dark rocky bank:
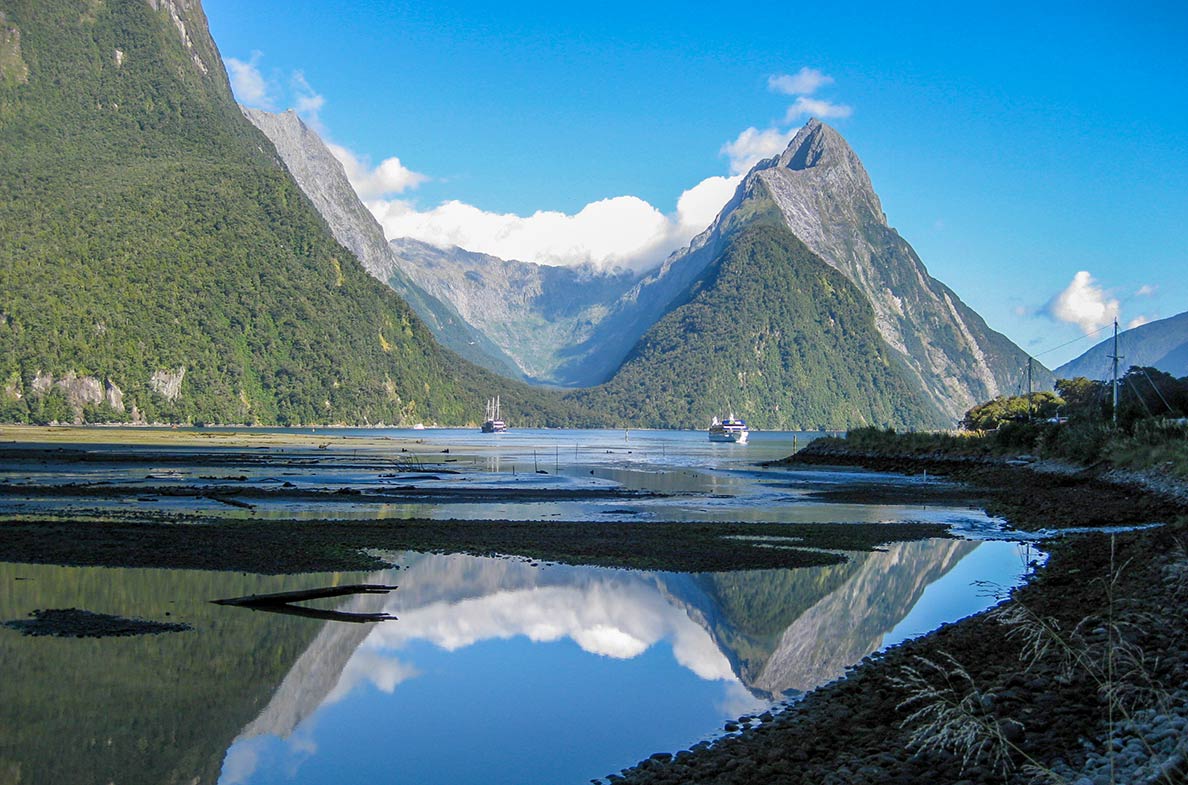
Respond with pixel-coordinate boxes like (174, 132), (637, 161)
(609, 447), (1188, 785)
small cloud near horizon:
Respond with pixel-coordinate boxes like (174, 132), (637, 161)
(1127, 315), (1151, 329)
(225, 51), (273, 109)
(786, 96), (853, 121)
(1046, 270), (1120, 334)
(768, 67), (834, 96)
(767, 67), (852, 121)
(290, 70), (326, 130)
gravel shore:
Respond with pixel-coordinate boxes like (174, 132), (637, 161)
(610, 449), (1188, 785)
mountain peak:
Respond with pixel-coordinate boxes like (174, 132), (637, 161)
(776, 119), (860, 172)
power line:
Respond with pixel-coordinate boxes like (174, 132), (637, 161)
(1030, 322), (1113, 360)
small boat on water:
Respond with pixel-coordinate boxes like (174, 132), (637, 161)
(481, 396), (507, 433)
(708, 414), (748, 443)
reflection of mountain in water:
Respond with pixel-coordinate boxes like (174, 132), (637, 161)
(0, 563), (339, 785)
(658, 539), (976, 696)
(755, 540), (974, 693)
(235, 538), (981, 752)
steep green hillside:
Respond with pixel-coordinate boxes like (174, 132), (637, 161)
(575, 222), (945, 430)
(0, 0), (573, 426)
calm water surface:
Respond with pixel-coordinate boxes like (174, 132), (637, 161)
(0, 428), (1038, 784)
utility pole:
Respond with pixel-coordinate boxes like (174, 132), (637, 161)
(1027, 356), (1033, 421)
(1108, 318), (1122, 427)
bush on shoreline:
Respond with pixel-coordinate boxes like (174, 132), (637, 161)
(822, 368), (1188, 479)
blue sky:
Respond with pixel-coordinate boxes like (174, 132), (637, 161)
(204, 0), (1188, 368)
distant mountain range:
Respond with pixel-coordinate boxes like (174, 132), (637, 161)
(387, 237), (640, 386)
(253, 108), (1046, 428)
(1056, 311), (1188, 380)
(1, 0), (1049, 428)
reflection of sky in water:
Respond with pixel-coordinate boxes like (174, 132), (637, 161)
(882, 541), (1042, 649)
(220, 541), (1032, 785)
(1, 429), (1010, 533)
(223, 639), (762, 785)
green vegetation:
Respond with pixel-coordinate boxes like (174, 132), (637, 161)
(574, 223), (946, 430)
(0, 0), (583, 427)
(961, 391), (1063, 430)
(819, 367), (1188, 479)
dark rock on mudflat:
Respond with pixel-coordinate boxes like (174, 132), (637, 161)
(2, 608), (192, 638)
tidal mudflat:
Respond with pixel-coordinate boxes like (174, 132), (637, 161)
(1, 426), (1047, 784)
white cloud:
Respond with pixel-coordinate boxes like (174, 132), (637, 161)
(786, 96), (854, 121)
(675, 174), (743, 230)
(225, 51), (273, 109)
(720, 68), (851, 176)
(230, 57), (844, 273)
(1127, 315), (1151, 329)
(1135, 284), (1158, 297)
(721, 127), (797, 175)
(372, 196), (668, 272)
(369, 174), (739, 273)
(290, 70), (325, 130)
(768, 67), (834, 96)
(1047, 271), (1120, 334)
(327, 143), (428, 200)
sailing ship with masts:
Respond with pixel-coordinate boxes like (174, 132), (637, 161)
(481, 396), (507, 433)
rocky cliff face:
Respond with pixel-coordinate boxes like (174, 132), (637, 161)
(720, 120), (1049, 420)
(242, 108), (525, 379)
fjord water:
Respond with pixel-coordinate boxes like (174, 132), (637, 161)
(0, 428), (1036, 784)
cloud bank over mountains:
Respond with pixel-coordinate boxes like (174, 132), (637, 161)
(227, 54), (851, 272)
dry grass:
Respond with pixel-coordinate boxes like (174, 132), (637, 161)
(894, 537), (1188, 784)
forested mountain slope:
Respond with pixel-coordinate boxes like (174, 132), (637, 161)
(704, 120), (1050, 421)
(575, 222), (944, 430)
(0, 0), (571, 426)
(241, 107), (527, 380)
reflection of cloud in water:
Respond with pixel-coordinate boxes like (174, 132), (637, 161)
(364, 574), (738, 682)
(326, 650), (420, 705)
(226, 539), (1024, 785)
(220, 743), (259, 785)
(717, 680), (771, 720)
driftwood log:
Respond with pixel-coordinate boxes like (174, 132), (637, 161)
(212, 584), (397, 623)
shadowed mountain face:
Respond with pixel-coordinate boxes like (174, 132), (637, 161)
(388, 238), (640, 385)
(1056, 311), (1188, 380)
(0, 0), (583, 427)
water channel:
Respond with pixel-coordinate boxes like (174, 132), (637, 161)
(0, 428), (1038, 784)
